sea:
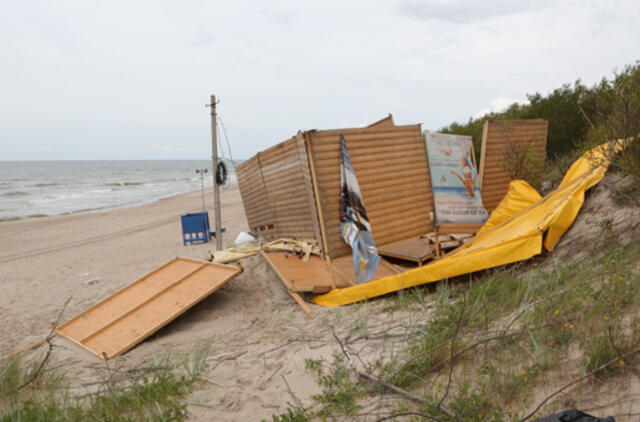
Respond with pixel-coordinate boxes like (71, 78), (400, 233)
(0, 160), (237, 221)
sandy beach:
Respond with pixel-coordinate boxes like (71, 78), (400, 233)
(0, 184), (396, 420)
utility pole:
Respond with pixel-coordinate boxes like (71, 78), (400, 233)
(208, 95), (223, 250)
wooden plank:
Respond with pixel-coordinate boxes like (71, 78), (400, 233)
(479, 120), (489, 188)
(328, 264), (358, 287)
(330, 255), (398, 285)
(305, 131), (337, 288)
(313, 141), (426, 159)
(262, 251), (350, 293)
(367, 113), (395, 128)
(378, 237), (435, 264)
(316, 139), (428, 156)
(439, 223), (484, 235)
(311, 124), (420, 139)
(261, 250), (313, 314)
(289, 291), (313, 315)
(56, 258), (241, 359)
(295, 132), (323, 244)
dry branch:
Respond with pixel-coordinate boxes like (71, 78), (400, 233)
(18, 296), (72, 391)
(518, 345), (640, 422)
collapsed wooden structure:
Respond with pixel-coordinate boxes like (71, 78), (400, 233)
(53, 116), (549, 358)
(237, 116), (547, 301)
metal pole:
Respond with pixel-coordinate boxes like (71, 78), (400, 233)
(209, 95), (223, 250)
(200, 171), (205, 212)
(195, 169), (207, 213)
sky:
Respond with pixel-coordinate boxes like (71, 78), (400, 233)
(0, 0), (639, 161)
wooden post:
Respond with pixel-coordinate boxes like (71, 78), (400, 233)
(478, 120), (489, 189)
(304, 131), (337, 290)
(434, 223), (441, 259)
(209, 95), (223, 250)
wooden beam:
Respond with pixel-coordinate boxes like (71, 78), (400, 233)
(261, 250), (313, 314)
(289, 291), (313, 315)
(305, 131), (337, 290)
(479, 120), (489, 189)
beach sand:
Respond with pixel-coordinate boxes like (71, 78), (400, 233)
(1, 185), (393, 420)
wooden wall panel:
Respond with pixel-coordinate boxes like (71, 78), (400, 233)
(236, 155), (276, 236)
(56, 258), (241, 359)
(236, 133), (321, 243)
(479, 119), (548, 213)
(259, 135), (321, 240)
(309, 124), (434, 259)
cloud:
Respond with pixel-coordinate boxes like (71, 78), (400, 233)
(473, 97), (529, 119)
(189, 29), (214, 47)
(397, 0), (548, 23)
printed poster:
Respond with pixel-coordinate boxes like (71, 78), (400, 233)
(424, 132), (488, 224)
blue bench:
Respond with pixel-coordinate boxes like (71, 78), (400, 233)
(181, 212), (211, 245)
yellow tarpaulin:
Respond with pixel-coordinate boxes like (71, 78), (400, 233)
(312, 144), (615, 307)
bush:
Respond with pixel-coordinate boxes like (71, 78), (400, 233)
(586, 62), (640, 189)
(438, 62), (640, 178)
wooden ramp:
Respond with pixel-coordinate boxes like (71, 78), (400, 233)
(56, 257), (241, 359)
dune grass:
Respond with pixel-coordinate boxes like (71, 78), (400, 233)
(0, 342), (211, 422)
(270, 235), (640, 421)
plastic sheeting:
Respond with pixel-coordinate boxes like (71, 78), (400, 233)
(532, 409), (614, 422)
(213, 238), (320, 264)
(312, 144), (615, 307)
(339, 134), (380, 283)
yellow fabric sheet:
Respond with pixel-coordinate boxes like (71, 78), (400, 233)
(476, 180), (541, 236)
(312, 144), (614, 307)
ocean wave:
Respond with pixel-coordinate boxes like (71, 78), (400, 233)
(32, 182), (61, 187)
(2, 191), (29, 197)
(104, 182), (144, 187)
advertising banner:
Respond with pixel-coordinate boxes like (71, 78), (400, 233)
(424, 132), (488, 224)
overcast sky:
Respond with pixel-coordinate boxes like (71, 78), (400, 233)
(1, 0), (638, 161)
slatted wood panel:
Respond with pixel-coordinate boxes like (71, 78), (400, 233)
(236, 134), (321, 241)
(439, 222), (484, 235)
(308, 125), (434, 259)
(258, 134), (321, 240)
(56, 258), (241, 359)
(236, 155), (277, 236)
(479, 119), (548, 212)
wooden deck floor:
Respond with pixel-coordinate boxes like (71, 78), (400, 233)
(264, 251), (398, 295)
(262, 252), (350, 293)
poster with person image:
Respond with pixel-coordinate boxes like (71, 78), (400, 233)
(424, 132), (489, 224)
